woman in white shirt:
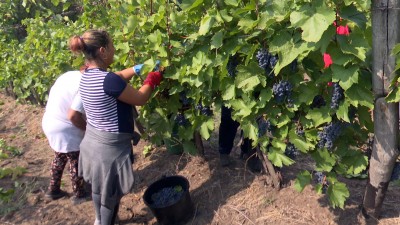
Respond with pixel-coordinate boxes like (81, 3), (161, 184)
(42, 69), (87, 204)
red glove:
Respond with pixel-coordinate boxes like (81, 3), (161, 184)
(143, 71), (163, 89)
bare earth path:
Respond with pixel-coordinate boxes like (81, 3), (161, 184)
(0, 92), (399, 225)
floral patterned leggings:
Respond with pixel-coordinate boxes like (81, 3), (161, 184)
(49, 151), (84, 197)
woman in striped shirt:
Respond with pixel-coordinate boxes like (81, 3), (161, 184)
(69, 29), (162, 225)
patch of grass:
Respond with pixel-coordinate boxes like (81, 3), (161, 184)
(0, 179), (38, 216)
(0, 138), (22, 157)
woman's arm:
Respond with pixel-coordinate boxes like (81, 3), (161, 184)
(114, 67), (137, 82)
(67, 109), (86, 131)
(117, 84), (154, 106)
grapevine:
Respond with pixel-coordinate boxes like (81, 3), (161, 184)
(0, 0), (376, 209)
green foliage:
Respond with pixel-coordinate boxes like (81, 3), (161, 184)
(0, 187), (15, 203)
(0, 139), (26, 203)
(0, 139), (22, 157)
(387, 43), (400, 102)
(0, 167), (27, 180)
(294, 170), (312, 192)
(1, 0), (376, 209)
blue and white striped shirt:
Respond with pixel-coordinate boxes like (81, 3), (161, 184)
(79, 68), (134, 133)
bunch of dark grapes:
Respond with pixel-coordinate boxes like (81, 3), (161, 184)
(269, 55), (278, 68)
(258, 118), (273, 137)
(256, 49), (271, 70)
(175, 113), (188, 126)
(317, 122), (343, 150)
(256, 48), (277, 78)
(314, 171), (329, 194)
(201, 107), (212, 116)
(272, 80), (294, 106)
(227, 54), (239, 77)
(195, 103), (202, 111)
(311, 95), (326, 109)
(150, 186), (184, 208)
(179, 91), (191, 107)
(195, 103), (213, 116)
(330, 82), (344, 109)
(390, 162), (400, 181)
(285, 143), (299, 159)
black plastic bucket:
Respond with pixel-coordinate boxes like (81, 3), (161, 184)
(143, 175), (194, 225)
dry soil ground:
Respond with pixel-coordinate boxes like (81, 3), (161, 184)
(0, 91), (399, 225)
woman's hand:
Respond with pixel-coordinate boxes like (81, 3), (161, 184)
(143, 71), (163, 89)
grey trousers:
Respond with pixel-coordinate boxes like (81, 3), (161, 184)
(92, 193), (120, 225)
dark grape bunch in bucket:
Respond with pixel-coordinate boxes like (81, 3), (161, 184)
(150, 185), (184, 208)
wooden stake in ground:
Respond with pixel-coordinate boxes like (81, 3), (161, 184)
(362, 0), (400, 219)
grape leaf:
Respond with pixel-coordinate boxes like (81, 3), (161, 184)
(327, 181), (350, 209)
(268, 148), (295, 167)
(199, 119), (214, 140)
(311, 149), (336, 172)
(199, 15), (215, 35)
(305, 107), (332, 127)
(211, 31), (223, 49)
(290, 4), (335, 43)
(294, 170), (312, 192)
(340, 4), (367, 29)
(345, 86), (374, 108)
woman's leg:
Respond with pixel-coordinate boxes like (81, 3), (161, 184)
(46, 152), (68, 199)
(49, 152), (68, 191)
(92, 193), (102, 224)
(110, 200), (121, 224)
(100, 201), (120, 225)
(66, 151), (85, 197)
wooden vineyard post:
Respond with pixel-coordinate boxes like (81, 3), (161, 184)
(362, 0), (400, 219)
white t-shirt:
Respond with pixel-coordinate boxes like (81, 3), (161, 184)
(42, 71), (85, 153)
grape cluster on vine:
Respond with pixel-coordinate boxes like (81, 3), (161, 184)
(311, 95), (326, 109)
(272, 80), (294, 106)
(317, 122), (344, 150)
(330, 82), (344, 109)
(195, 103), (213, 116)
(226, 54), (239, 77)
(314, 171), (329, 194)
(179, 91), (191, 107)
(256, 48), (277, 78)
(150, 186), (184, 208)
(258, 118), (273, 137)
(174, 113), (188, 126)
(285, 142), (299, 159)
